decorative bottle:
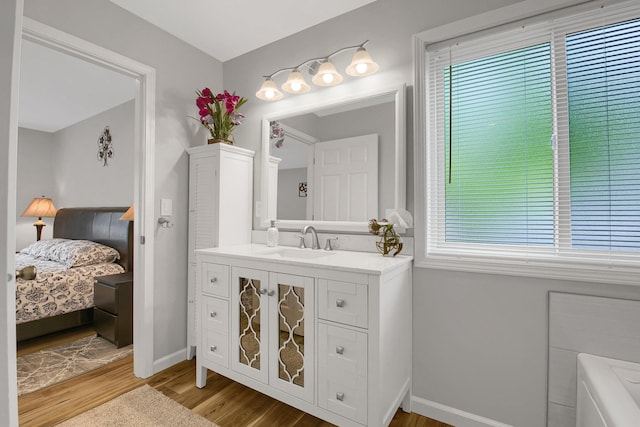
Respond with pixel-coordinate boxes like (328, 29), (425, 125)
(267, 220), (279, 247)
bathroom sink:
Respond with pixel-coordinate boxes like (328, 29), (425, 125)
(258, 247), (336, 260)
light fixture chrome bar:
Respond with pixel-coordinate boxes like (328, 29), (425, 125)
(262, 40), (369, 79)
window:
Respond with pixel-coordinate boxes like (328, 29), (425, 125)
(421, 3), (640, 284)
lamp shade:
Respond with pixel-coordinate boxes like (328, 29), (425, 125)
(256, 78), (284, 101)
(311, 61), (343, 87)
(22, 197), (57, 219)
(281, 70), (311, 94)
(120, 205), (134, 221)
(346, 47), (379, 77)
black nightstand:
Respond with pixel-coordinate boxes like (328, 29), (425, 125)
(93, 272), (133, 348)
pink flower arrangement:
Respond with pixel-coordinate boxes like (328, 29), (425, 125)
(194, 88), (247, 143)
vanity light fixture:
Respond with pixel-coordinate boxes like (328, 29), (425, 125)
(311, 61), (343, 87)
(345, 47), (379, 76)
(281, 70), (311, 94)
(256, 78), (284, 101)
(255, 40), (379, 101)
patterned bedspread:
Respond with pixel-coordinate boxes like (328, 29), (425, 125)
(15, 253), (124, 324)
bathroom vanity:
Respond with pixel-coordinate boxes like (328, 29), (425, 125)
(195, 244), (413, 427)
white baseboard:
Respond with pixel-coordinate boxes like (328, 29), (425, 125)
(152, 347), (186, 374)
(411, 395), (514, 427)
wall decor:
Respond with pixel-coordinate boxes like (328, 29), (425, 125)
(298, 182), (307, 198)
(97, 126), (113, 166)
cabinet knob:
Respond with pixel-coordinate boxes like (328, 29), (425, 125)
(210, 345), (217, 352)
(336, 392), (345, 402)
(209, 312), (217, 318)
(336, 299), (346, 308)
(336, 346), (345, 355)
(267, 289), (276, 297)
(210, 277), (218, 283)
(259, 288), (267, 295)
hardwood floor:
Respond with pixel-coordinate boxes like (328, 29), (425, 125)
(17, 328), (452, 427)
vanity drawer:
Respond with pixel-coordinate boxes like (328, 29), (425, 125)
(318, 323), (367, 424)
(202, 296), (229, 333)
(318, 279), (368, 328)
(202, 262), (229, 297)
(202, 329), (229, 368)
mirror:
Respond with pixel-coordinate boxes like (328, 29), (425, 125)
(261, 84), (406, 232)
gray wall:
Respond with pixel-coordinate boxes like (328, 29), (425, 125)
(23, 0), (224, 362)
(52, 100), (135, 208)
(15, 128), (54, 249)
(277, 167), (307, 220)
(224, 1), (640, 426)
(16, 100), (135, 250)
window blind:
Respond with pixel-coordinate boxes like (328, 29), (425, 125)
(425, 2), (640, 277)
(566, 18), (640, 252)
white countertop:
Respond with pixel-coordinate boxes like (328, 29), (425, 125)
(196, 243), (413, 275)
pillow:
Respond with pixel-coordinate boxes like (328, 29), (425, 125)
(21, 238), (120, 268)
(20, 238), (67, 259)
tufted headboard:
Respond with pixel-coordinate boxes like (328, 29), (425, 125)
(53, 207), (134, 272)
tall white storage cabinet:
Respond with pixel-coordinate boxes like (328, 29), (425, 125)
(186, 143), (254, 358)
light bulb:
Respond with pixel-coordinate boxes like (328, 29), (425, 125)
(322, 73), (334, 84)
(356, 63), (368, 74)
(291, 81), (302, 92)
(265, 89), (274, 99)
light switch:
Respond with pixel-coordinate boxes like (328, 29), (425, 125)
(160, 198), (172, 216)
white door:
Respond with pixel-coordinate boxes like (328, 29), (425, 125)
(313, 134), (378, 221)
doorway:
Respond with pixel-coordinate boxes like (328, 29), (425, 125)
(15, 17), (156, 382)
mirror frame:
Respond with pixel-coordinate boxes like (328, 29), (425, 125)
(260, 83), (406, 232)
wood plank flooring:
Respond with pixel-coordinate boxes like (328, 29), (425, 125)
(17, 328), (452, 427)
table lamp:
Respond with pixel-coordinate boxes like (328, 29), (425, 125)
(21, 196), (57, 241)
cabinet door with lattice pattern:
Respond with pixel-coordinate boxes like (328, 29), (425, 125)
(231, 267), (270, 383)
(268, 272), (315, 403)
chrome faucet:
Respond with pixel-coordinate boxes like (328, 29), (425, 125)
(301, 225), (320, 249)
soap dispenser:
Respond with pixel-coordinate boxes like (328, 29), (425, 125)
(267, 220), (279, 247)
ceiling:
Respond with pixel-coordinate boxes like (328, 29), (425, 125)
(109, 0), (377, 62)
(19, 1), (376, 133)
(19, 39), (136, 133)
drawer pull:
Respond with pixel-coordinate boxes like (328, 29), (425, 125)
(210, 277), (218, 283)
(210, 345), (217, 352)
(336, 299), (346, 308)
(209, 312), (217, 318)
(336, 346), (344, 355)
(336, 392), (345, 402)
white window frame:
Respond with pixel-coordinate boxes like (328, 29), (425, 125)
(414, 0), (640, 286)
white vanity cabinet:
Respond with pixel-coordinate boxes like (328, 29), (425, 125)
(195, 244), (413, 427)
(186, 144), (254, 359)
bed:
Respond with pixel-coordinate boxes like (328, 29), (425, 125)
(15, 207), (133, 341)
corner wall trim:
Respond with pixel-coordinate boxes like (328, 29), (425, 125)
(152, 348), (186, 374)
(411, 396), (514, 427)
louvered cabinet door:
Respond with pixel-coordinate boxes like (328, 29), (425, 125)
(187, 153), (219, 357)
(191, 154), (219, 251)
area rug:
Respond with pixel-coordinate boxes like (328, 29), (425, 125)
(56, 384), (218, 426)
(17, 334), (132, 396)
